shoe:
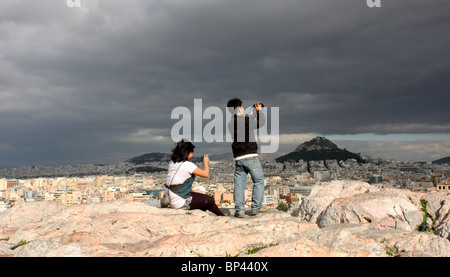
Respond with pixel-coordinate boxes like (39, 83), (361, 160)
(249, 211), (259, 216)
(234, 212), (244, 218)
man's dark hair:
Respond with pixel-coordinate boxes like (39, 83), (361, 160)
(227, 98), (243, 110)
(171, 139), (195, 163)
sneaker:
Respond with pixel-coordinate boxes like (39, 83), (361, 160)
(234, 212), (244, 218)
(249, 211), (259, 217)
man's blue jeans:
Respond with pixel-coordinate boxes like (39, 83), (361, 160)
(233, 156), (265, 215)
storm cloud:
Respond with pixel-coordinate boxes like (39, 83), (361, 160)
(0, 0), (449, 166)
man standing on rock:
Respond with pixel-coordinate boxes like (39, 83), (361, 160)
(227, 98), (266, 218)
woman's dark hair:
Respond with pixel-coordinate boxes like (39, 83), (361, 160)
(171, 139), (195, 163)
(227, 98), (243, 110)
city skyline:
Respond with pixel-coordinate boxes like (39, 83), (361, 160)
(1, 0), (449, 167)
(2, 157), (449, 208)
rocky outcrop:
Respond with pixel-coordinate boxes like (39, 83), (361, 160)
(0, 201), (329, 257)
(296, 181), (449, 233)
(422, 192), (450, 240)
(294, 180), (380, 221)
(1, 180), (449, 257)
(293, 180), (450, 256)
(317, 189), (424, 231)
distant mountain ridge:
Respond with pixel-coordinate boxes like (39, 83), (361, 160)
(433, 156), (450, 164)
(126, 152), (234, 164)
(294, 136), (338, 152)
(276, 136), (366, 163)
(126, 152), (172, 164)
(128, 137), (367, 165)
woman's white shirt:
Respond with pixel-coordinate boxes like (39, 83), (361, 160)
(166, 161), (198, 209)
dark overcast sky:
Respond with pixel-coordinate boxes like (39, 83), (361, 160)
(1, 0), (449, 166)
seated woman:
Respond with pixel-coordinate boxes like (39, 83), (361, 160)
(165, 140), (225, 216)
